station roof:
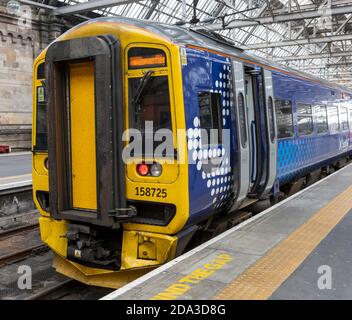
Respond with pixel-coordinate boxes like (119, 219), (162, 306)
(22, 0), (352, 88)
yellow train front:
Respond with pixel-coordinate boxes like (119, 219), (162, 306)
(32, 18), (191, 288)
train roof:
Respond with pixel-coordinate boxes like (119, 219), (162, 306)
(78, 16), (352, 95)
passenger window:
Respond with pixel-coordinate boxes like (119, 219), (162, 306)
(268, 97), (276, 142)
(297, 103), (313, 136)
(327, 104), (340, 133)
(349, 107), (352, 129)
(275, 99), (293, 138)
(198, 92), (222, 145)
(238, 92), (247, 148)
(339, 106), (349, 131)
(314, 105), (328, 134)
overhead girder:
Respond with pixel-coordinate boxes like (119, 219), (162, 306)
(193, 3), (352, 31)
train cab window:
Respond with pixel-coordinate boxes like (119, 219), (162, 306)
(37, 62), (45, 80)
(34, 62), (47, 151)
(314, 105), (328, 134)
(274, 99), (293, 138)
(198, 92), (222, 145)
(297, 103), (313, 136)
(35, 85), (47, 150)
(129, 75), (172, 136)
(327, 104), (340, 133)
(339, 106), (349, 131)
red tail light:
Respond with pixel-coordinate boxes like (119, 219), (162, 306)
(137, 163), (150, 176)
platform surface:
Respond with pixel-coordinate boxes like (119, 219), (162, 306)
(0, 152), (32, 190)
(103, 163), (352, 300)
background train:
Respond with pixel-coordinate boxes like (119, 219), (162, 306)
(32, 17), (352, 288)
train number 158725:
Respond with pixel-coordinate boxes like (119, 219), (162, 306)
(135, 187), (167, 198)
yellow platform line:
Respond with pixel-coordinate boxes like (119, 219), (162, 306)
(214, 185), (352, 300)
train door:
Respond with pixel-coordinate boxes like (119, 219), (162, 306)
(69, 61), (97, 210)
(245, 72), (257, 188)
(261, 69), (277, 196)
(232, 60), (250, 202)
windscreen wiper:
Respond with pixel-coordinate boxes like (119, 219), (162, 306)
(132, 70), (154, 110)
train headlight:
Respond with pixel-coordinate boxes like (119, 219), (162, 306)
(44, 157), (49, 170)
(150, 163), (162, 177)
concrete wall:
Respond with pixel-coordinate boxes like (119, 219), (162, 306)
(0, 0), (63, 150)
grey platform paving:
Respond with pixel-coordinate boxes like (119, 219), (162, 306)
(0, 152), (32, 190)
(270, 209), (352, 300)
(102, 163), (352, 300)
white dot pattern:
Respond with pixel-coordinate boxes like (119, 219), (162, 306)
(187, 61), (234, 209)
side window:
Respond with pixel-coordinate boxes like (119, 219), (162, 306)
(327, 104), (340, 133)
(35, 62), (47, 151)
(275, 99), (293, 138)
(198, 92), (222, 145)
(36, 86), (47, 150)
(349, 106), (352, 129)
(339, 106), (349, 131)
(314, 105), (328, 134)
(267, 97), (275, 142)
(238, 92), (247, 148)
(37, 62), (45, 80)
(297, 103), (313, 136)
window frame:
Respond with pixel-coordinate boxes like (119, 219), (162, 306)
(237, 92), (247, 148)
(327, 103), (340, 134)
(348, 105), (352, 130)
(128, 74), (173, 133)
(339, 104), (349, 132)
(274, 99), (294, 139)
(33, 61), (48, 152)
(314, 104), (329, 135)
(197, 91), (223, 146)
(297, 102), (314, 137)
(125, 43), (177, 150)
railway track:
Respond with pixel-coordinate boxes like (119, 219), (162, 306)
(0, 243), (48, 267)
(25, 279), (77, 300)
(0, 222), (39, 240)
(0, 221), (47, 267)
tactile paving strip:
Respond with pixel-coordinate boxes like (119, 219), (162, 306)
(214, 185), (352, 300)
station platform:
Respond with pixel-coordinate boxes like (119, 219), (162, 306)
(103, 163), (352, 300)
(0, 152), (32, 191)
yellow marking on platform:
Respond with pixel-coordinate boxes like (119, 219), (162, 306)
(0, 173), (32, 181)
(151, 253), (233, 300)
(214, 185), (352, 300)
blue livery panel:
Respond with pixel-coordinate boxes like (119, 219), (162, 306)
(182, 48), (237, 224)
(273, 71), (352, 184)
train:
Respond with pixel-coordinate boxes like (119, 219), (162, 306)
(32, 17), (352, 288)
